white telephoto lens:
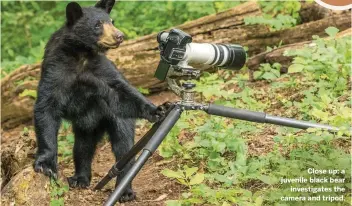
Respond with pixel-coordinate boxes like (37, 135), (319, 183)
(183, 43), (216, 65)
(184, 43), (231, 66)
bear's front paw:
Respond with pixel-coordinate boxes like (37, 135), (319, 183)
(119, 188), (136, 203)
(142, 103), (170, 122)
(67, 175), (90, 188)
(34, 156), (58, 179)
(142, 103), (159, 122)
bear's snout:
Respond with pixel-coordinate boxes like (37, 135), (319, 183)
(98, 23), (125, 48)
(113, 31), (124, 44)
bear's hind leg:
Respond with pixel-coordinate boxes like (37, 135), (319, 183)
(106, 118), (136, 202)
(68, 124), (104, 188)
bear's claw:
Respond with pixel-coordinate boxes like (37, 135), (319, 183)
(119, 188), (136, 203)
(67, 175), (90, 188)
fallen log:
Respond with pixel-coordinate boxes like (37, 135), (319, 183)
(1, 64), (40, 130)
(1, 129), (37, 189)
(1, 2), (351, 129)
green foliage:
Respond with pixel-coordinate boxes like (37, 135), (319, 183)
(137, 87), (150, 95)
(19, 89), (37, 99)
(1, 1), (241, 75)
(245, 14), (297, 31)
(161, 166), (204, 188)
(244, 1), (301, 31)
(284, 27), (351, 128)
(254, 63), (281, 80)
(57, 121), (74, 162)
(50, 179), (69, 206)
(1, 1), (66, 75)
(285, 28), (350, 95)
(266, 40), (283, 52)
(159, 29), (351, 206)
(21, 127), (29, 136)
(112, 1), (241, 40)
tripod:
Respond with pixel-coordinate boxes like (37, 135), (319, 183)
(94, 66), (338, 206)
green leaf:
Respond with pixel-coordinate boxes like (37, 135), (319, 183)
(311, 108), (329, 121)
(50, 198), (64, 206)
(325, 27), (339, 37)
(253, 71), (263, 79)
(137, 87), (149, 94)
(189, 173), (204, 185)
(272, 62), (282, 70)
(270, 68), (281, 77)
(185, 167), (198, 178)
(66, 134), (74, 143)
(62, 121), (71, 131)
(182, 192), (192, 198)
(262, 72), (277, 80)
(50, 189), (58, 197)
(255, 196), (264, 206)
(178, 178), (188, 186)
(288, 64), (304, 73)
(214, 141), (226, 153)
(166, 200), (182, 206)
(257, 175), (278, 185)
(320, 94), (331, 105)
(161, 169), (184, 179)
(19, 89), (37, 99)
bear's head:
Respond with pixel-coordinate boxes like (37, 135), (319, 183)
(64, 0), (124, 52)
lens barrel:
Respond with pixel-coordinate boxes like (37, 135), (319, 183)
(211, 44), (246, 70)
(184, 43), (246, 71)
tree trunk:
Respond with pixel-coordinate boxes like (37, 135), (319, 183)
(1, 2), (351, 129)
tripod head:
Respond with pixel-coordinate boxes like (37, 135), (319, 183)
(164, 65), (200, 105)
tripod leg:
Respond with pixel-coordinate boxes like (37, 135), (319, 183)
(206, 104), (339, 131)
(104, 106), (182, 206)
(94, 120), (164, 190)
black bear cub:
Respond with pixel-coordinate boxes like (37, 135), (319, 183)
(34, 0), (159, 202)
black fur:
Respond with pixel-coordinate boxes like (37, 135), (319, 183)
(33, 0), (158, 202)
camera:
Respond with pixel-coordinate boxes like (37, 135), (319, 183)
(155, 28), (246, 81)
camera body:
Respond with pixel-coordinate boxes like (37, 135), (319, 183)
(157, 29), (192, 65)
(155, 29), (192, 80)
(154, 28), (246, 81)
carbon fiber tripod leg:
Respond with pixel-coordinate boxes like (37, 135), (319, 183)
(206, 104), (339, 131)
(104, 106), (182, 206)
(94, 120), (163, 190)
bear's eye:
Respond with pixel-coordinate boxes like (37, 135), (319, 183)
(95, 21), (102, 29)
(111, 19), (115, 25)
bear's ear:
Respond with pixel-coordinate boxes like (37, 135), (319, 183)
(66, 2), (83, 26)
(95, 0), (115, 14)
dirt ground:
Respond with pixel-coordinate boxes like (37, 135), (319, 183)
(1, 91), (183, 206)
(62, 142), (183, 205)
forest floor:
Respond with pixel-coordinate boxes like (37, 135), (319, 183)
(1, 75), (350, 206)
(1, 83), (278, 206)
(1, 91), (186, 206)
